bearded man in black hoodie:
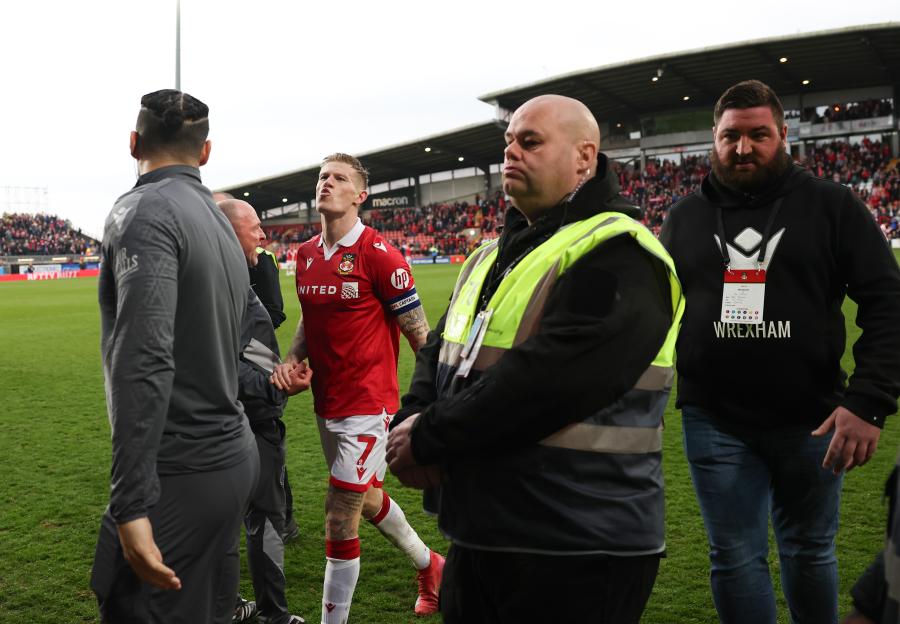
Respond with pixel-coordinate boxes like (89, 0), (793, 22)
(660, 80), (900, 624)
(386, 94), (683, 623)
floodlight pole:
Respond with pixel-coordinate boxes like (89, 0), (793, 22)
(175, 0), (181, 90)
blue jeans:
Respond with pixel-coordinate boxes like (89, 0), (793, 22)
(682, 406), (843, 624)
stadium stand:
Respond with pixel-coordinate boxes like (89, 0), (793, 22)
(263, 138), (899, 254)
(261, 222), (322, 262)
(1, 212), (98, 256)
(615, 155), (710, 236)
(364, 192), (505, 255)
(622, 139), (899, 238)
(812, 138), (900, 239)
(815, 98), (894, 123)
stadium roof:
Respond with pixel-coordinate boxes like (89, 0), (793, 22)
(479, 22), (900, 120)
(220, 22), (899, 213)
(218, 120), (506, 213)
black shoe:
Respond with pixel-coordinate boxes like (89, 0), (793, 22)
(233, 597), (258, 623)
(282, 519), (300, 543)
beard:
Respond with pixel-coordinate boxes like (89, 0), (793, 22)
(711, 145), (791, 193)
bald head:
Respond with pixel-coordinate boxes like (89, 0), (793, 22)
(218, 198), (254, 224)
(217, 199), (265, 266)
(502, 94), (600, 221)
(518, 94), (600, 146)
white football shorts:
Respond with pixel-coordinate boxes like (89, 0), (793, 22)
(317, 410), (392, 492)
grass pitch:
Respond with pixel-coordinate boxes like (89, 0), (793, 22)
(1, 258), (898, 623)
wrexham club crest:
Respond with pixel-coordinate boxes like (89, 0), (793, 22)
(338, 253), (356, 275)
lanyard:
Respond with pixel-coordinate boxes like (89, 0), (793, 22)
(477, 207), (570, 311)
(478, 234), (550, 311)
(716, 197), (784, 270)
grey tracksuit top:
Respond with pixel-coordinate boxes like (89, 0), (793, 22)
(99, 165), (254, 524)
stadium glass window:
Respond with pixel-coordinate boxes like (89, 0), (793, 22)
(389, 179), (410, 190)
(431, 170), (453, 182)
(643, 109), (711, 136)
(454, 167), (478, 178)
(370, 182), (390, 194)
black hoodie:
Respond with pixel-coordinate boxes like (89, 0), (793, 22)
(395, 154), (673, 462)
(660, 163), (900, 428)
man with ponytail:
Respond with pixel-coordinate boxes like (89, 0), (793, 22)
(91, 89), (258, 624)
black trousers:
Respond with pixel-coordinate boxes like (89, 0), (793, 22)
(245, 420), (289, 623)
(91, 451), (259, 624)
(441, 544), (660, 624)
(284, 470), (295, 528)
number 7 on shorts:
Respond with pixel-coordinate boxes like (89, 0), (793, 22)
(355, 435), (376, 479)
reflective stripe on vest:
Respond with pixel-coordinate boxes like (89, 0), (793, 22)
(441, 212), (683, 371)
(435, 212), (684, 554)
(439, 212), (683, 457)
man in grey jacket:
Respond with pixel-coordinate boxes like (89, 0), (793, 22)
(220, 198), (310, 624)
(91, 89), (259, 623)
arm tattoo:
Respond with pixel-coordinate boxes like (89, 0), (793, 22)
(289, 319), (307, 362)
(397, 306), (430, 353)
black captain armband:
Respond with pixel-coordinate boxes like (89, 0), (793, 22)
(387, 287), (422, 316)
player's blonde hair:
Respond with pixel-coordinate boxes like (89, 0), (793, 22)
(321, 153), (369, 189)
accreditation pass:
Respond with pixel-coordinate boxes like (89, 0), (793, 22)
(456, 309), (492, 378)
(721, 269), (766, 324)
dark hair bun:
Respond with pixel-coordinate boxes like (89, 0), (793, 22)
(162, 107), (185, 132)
(140, 89), (209, 127)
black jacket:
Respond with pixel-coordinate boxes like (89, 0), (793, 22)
(660, 164), (900, 428)
(249, 251), (286, 329)
(394, 154), (672, 464)
(238, 289), (287, 430)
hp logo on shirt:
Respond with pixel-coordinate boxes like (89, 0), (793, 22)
(390, 268), (410, 291)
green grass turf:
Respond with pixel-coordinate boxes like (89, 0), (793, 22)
(1, 255), (898, 623)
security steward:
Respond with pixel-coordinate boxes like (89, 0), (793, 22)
(218, 199), (310, 624)
(213, 192), (297, 549)
(249, 242), (302, 545)
(386, 94), (684, 623)
(250, 245), (287, 330)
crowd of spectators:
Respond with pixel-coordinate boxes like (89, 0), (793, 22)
(363, 192), (506, 256)
(614, 155), (709, 234)
(264, 223), (321, 247)
(612, 138), (899, 238)
(260, 137), (899, 256)
(8, 139), (893, 262)
(1, 212), (97, 256)
(261, 223), (321, 261)
(810, 139), (900, 238)
(819, 99), (894, 123)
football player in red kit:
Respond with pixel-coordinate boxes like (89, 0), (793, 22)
(271, 153), (443, 623)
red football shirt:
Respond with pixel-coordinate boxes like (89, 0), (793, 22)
(295, 220), (421, 418)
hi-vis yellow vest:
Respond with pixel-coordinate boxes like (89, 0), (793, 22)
(434, 212), (685, 555)
(440, 211), (683, 384)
